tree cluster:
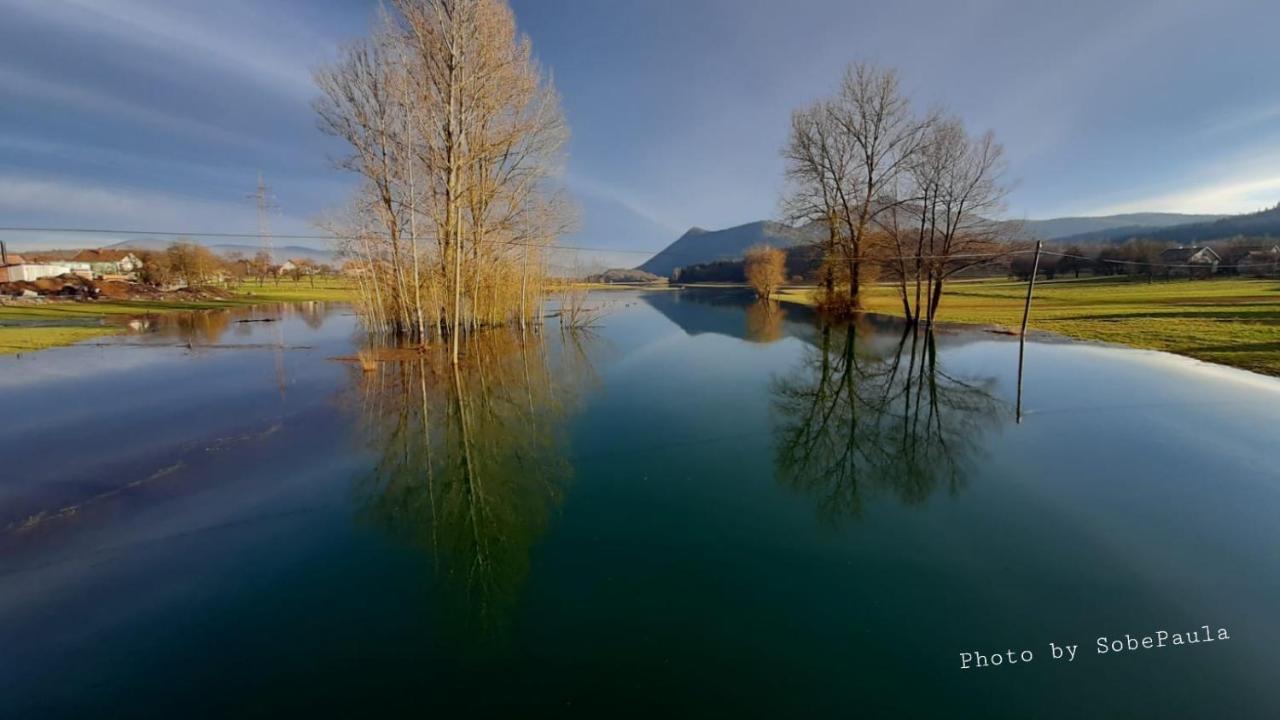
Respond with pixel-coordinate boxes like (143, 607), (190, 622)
(783, 62), (1010, 324)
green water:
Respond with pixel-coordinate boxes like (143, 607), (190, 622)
(1, 290), (1277, 717)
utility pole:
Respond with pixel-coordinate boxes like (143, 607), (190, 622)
(1016, 241), (1043, 424)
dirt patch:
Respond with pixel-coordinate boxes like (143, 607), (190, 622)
(0, 276), (233, 302)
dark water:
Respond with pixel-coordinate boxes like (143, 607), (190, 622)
(1, 292), (1278, 718)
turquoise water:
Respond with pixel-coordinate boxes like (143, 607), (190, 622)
(1, 291), (1278, 717)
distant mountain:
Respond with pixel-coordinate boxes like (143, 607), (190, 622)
(635, 220), (818, 277)
(1043, 205), (1280, 245)
(1145, 204), (1280, 244)
(1050, 224), (1178, 245)
(105, 238), (336, 265)
(1020, 213), (1229, 241)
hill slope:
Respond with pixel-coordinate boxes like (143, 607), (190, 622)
(1021, 213), (1228, 241)
(635, 221), (816, 277)
(1146, 204), (1280, 244)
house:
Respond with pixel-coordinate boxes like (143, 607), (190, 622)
(1160, 246), (1220, 278)
(62, 261), (94, 279)
(0, 242), (87, 283)
(0, 263), (74, 283)
(276, 260), (298, 276)
(1217, 243), (1280, 274)
(72, 249), (142, 277)
(1238, 250), (1280, 277)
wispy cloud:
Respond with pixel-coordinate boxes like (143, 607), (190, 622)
(566, 172), (685, 237)
(1199, 102), (1280, 138)
(1088, 174), (1280, 216)
(8, 0), (326, 98)
(0, 64), (263, 151)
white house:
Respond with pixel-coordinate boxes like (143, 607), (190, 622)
(0, 263), (73, 282)
(72, 249), (143, 277)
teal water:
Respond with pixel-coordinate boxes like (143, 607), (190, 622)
(1, 291), (1278, 717)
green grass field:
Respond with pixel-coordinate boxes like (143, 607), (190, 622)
(0, 278), (355, 355)
(777, 277), (1280, 376)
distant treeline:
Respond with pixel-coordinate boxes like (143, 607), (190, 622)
(672, 234), (1280, 285)
(674, 245), (824, 284)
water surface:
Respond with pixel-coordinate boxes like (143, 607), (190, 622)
(1, 291), (1278, 717)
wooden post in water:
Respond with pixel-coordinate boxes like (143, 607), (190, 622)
(1016, 241), (1043, 424)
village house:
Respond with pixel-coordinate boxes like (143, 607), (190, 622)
(0, 262), (74, 283)
(1215, 242), (1280, 274)
(1160, 246), (1221, 278)
(72, 249), (143, 278)
(1238, 249), (1280, 277)
(0, 241), (72, 283)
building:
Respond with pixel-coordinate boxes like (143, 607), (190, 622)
(0, 263), (74, 283)
(1160, 246), (1221, 278)
(1238, 250), (1280, 277)
(1216, 243), (1280, 274)
(72, 249), (143, 277)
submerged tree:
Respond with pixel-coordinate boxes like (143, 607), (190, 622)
(315, 0), (572, 363)
(772, 320), (1002, 521)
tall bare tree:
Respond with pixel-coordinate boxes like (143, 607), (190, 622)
(315, 0), (571, 363)
(827, 63), (931, 309)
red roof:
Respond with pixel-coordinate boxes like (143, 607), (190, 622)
(72, 249), (135, 262)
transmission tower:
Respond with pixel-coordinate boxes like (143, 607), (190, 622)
(252, 172), (278, 263)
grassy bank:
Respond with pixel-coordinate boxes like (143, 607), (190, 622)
(776, 277), (1280, 376)
(0, 278), (354, 355)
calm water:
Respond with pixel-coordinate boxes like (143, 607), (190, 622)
(1, 291), (1278, 717)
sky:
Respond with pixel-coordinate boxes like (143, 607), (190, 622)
(3, 0), (1280, 258)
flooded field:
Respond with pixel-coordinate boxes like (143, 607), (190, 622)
(2, 291), (1278, 717)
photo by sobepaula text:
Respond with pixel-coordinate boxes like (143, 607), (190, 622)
(959, 625), (1230, 670)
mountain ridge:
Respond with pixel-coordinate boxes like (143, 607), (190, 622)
(634, 209), (1270, 277)
(634, 220), (818, 277)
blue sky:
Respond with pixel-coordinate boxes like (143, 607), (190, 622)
(3, 0), (1280, 256)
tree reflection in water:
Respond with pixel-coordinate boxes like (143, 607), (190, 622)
(772, 320), (1004, 521)
(744, 299), (785, 343)
(350, 330), (594, 644)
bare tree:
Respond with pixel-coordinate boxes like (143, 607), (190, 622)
(827, 63), (931, 309)
(783, 100), (851, 308)
(891, 117), (1009, 325)
(785, 62), (1009, 324)
(314, 0), (572, 362)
